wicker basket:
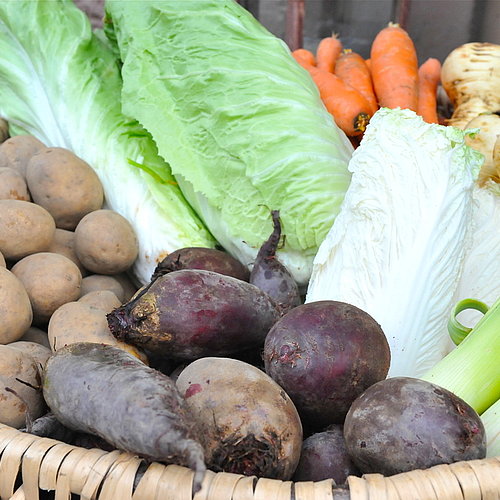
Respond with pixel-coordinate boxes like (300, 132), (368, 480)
(1, 423), (498, 500)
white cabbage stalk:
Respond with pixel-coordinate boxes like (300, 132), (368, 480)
(306, 108), (482, 378)
(452, 181), (500, 328)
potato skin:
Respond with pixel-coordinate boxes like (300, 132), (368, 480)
(78, 290), (121, 313)
(48, 301), (147, 362)
(12, 252), (82, 325)
(26, 147), (104, 230)
(48, 228), (88, 276)
(108, 269), (281, 360)
(0, 167), (31, 201)
(80, 274), (125, 303)
(0, 267), (33, 344)
(8, 341), (52, 368)
(176, 357), (303, 480)
(75, 209), (138, 275)
(0, 345), (45, 428)
(0, 200), (56, 261)
(0, 250), (5, 268)
(0, 135), (45, 178)
(343, 377), (486, 475)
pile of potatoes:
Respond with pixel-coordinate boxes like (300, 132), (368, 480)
(0, 131), (145, 429)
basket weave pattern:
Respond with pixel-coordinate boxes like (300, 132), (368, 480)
(1, 424), (499, 500)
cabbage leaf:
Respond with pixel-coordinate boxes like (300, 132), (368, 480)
(306, 108), (483, 377)
(0, 0), (216, 284)
(103, 0), (353, 285)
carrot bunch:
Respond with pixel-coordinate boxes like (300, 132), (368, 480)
(292, 23), (443, 143)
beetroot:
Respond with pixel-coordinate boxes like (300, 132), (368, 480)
(176, 357), (303, 480)
(152, 247), (249, 282)
(292, 425), (360, 484)
(263, 300), (390, 428)
(42, 342), (206, 491)
(249, 210), (301, 312)
(107, 269), (280, 360)
(343, 377), (486, 475)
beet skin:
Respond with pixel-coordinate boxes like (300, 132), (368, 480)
(107, 269), (281, 360)
(343, 377), (486, 476)
(263, 300), (391, 428)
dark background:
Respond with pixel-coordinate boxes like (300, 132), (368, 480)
(74, 0), (500, 63)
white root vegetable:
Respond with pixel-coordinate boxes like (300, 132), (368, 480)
(464, 113), (500, 185)
(441, 42), (500, 129)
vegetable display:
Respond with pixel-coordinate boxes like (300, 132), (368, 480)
(0, 0), (498, 496)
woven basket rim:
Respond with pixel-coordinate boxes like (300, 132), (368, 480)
(0, 423), (499, 500)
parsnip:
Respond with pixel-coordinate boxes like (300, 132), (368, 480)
(464, 113), (500, 185)
(441, 42), (500, 129)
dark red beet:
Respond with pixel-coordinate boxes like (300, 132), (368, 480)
(292, 425), (360, 484)
(343, 377), (487, 476)
(107, 269), (281, 360)
(263, 301), (390, 428)
(152, 247), (250, 282)
(249, 210), (301, 313)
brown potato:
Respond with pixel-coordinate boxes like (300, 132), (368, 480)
(12, 252), (82, 325)
(17, 326), (51, 349)
(48, 301), (147, 363)
(113, 272), (139, 302)
(75, 209), (138, 275)
(78, 290), (121, 313)
(8, 341), (52, 368)
(0, 167), (31, 201)
(0, 344), (45, 428)
(48, 228), (87, 276)
(0, 267), (33, 344)
(0, 250), (5, 268)
(0, 135), (45, 178)
(80, 274), (125, 303)
(0, 199), (56, 261)
(26, 147), (104, 230)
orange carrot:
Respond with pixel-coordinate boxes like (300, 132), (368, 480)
(417, 57), (442, 123)
(298, 60), (372, 136)
(370, 22), (419, 111)
(292, 48), (316, 67)
(316, 34), (343, 73)
(365, 58), (371, 72)
(335, 49), (378, 115)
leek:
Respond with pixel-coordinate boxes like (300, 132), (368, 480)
(481, 398), (500, 457)
(421, 296), (500, 415)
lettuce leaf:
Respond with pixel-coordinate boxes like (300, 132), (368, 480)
(103, 0), (353, 285)
(0, 0), (216, 284)
(306, 108), (483, 377)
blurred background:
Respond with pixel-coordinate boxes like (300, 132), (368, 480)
(76, 0), (500, 63)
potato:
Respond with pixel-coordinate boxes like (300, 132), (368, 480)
(17, 326), (51, 349)
(0, 267), (33, 344)
(113, 272), (139, 301)
(48, 228), (87, 276)
(26, 147), (104, 230)
(78, 290), (121, 313)
(12, 252), (82, 325)
(80, 274), (125, 302)
(0, 344), (45, 428)
(75, 209), (139, 275)
(9, 341), (52, 368)
(0, 199), (56, 261)
(48, 301), (147, 363)
(0, 167), (31, 201)
(0, 250), (5, 268)
(0, 135), (45, 178)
